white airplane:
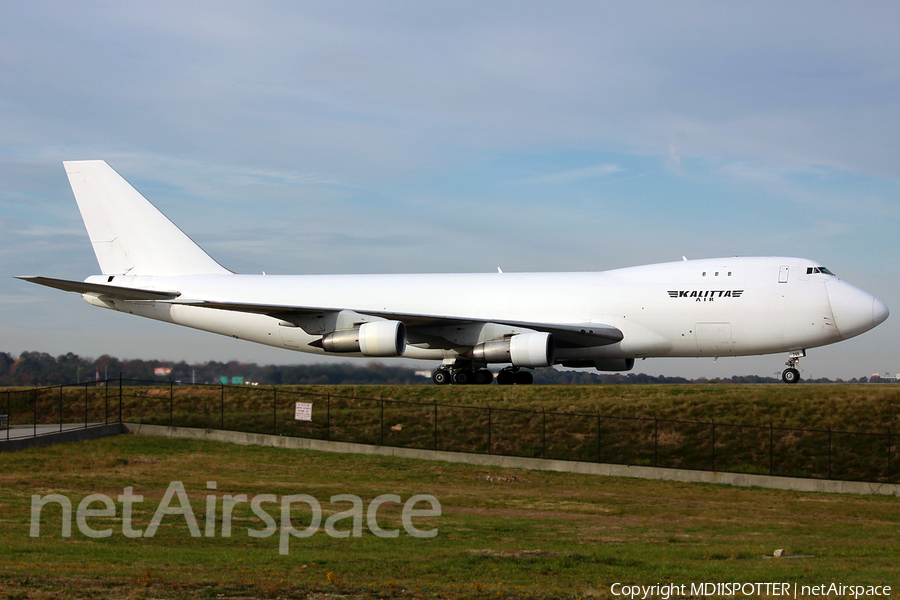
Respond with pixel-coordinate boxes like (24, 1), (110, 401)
(18, 161), (889, 385)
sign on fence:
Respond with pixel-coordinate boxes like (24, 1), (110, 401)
(295, 402), (313, 422)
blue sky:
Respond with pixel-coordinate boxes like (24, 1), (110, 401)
(2, 2), (899, 379)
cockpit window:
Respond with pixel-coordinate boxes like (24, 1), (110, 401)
(807, 266), (836, 276)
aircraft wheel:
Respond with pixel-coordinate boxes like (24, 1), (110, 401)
(496, 371), (514, 385)
(474, 369), (493, 385)
(452, 370), (472, 385)
(432, 369), (451, 385)
(782, 368), (800, 384)
(514, 371), (534, 385)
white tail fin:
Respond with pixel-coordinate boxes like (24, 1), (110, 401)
(63, 160), (231, 276)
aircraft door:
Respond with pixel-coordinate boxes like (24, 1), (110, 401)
(778, 265), (790, 283)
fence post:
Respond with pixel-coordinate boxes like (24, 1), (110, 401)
(888, 428), (892, 483)
(327, 393), (331, 441)
(59, 386), (63, 433)
(542, 408), (546, 459)
(597, 413), (602, 464)
(104, 377), (109, 425)
(487, 405), (492, 455)
(273, 387), (277, 435)
(828, 427), (832, 479)
(221, 383), (225, 430)
(7, 389), (10, 442)
(84, 382), (89, 429)
(380, 397), (384, 446)
(33, 388), (37, 438)
(118, 372), (123, 423)
(169, 378), (173, 427)
(654, 417), (658, 468)
(711, 420), (716, 472)
(769, 422), (774, 476)
(433, 401), (438, 451)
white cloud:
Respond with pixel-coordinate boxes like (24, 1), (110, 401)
(523, 164), (624, 184)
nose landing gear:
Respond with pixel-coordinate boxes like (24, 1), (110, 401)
(782, 350), (805, 383)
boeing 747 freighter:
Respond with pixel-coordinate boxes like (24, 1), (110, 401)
(18, 161), (889, 384)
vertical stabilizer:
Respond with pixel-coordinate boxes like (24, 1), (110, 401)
(63, 160), (231, 276)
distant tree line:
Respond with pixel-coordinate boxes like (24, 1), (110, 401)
(0, 351), (880, 387)
(0, 352), (427, 386)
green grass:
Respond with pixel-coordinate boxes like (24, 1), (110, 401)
(2, 434), (900, 598)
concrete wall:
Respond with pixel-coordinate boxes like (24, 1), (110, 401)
(0, 423), (126, 452)
(123, 423), (900, 497)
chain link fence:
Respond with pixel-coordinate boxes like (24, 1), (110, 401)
(2, 377), (896, 483)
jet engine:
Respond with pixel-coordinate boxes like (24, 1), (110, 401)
(473, 332), (555, 368)
(321, 320), (407, 357)
(593, 358), (634, 371)
(560, 358), (635, 371)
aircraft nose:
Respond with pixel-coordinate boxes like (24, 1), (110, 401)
(827, 280), (890, 340)
(874, 296), (890, 326)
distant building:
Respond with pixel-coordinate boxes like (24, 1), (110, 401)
(871, 372), (898, 381)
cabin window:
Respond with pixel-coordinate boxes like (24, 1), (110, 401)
(702, 272), (706, 276)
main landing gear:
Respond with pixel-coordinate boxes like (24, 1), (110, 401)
(782, 350), (805, 384)
(496, 367), (533, 385)
(432, 366), (494, 386)
(431, 363), (535, 385)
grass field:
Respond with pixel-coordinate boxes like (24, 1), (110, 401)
(2, 427), (900, 598)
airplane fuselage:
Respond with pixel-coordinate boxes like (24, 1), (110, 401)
(81, 256), (885, 364)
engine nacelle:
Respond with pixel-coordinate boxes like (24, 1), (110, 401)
(321, 320), (407, 357)
(473, 332), (555, 368)
(359, 320), (407, 356)
(593, 358), (634, 372)
(560, 358), (635, 372)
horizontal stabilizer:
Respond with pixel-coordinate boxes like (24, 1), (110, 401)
(16, 276), (181, 301)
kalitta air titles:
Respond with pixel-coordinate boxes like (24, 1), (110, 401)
(668, 290), (744, 302)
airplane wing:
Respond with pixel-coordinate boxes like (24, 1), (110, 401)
(16, 276), (182, 301)
(16, 276), (623, 348)
(166, 299), (623, 348)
